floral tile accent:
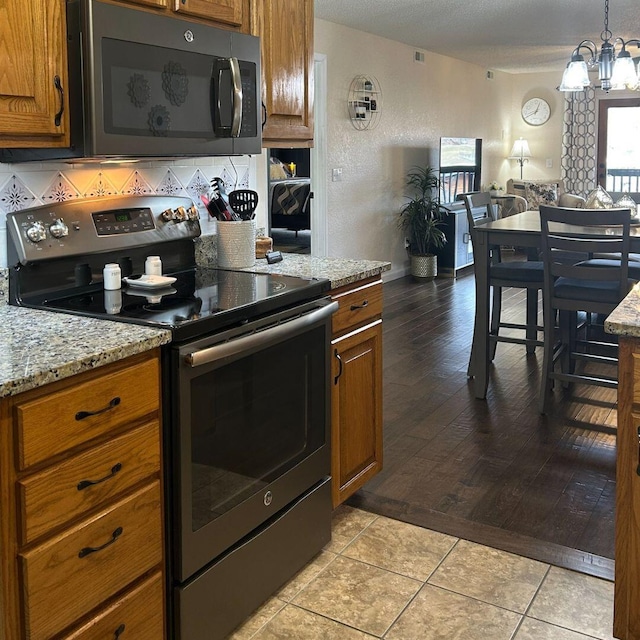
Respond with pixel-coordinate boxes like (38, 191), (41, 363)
(186, 169), (211, 210)
(238, 167), (250, 189)
(122, 170), (153, 195)
(156, 169), (186, 196)
(84, 172), (119, 198)
(0, 175), (38, 213)
(219, 167), (236, 193)
(41, 172), (80, 203)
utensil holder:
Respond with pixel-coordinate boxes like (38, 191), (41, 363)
(217, 220), (256, 269)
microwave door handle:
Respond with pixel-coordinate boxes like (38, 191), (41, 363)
(229, 57), (243, 138)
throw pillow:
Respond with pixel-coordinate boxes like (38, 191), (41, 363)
(585, 185), (614, 208)
(524, 182), (558, 210)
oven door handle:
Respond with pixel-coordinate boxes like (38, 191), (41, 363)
(184, 300), (339, 368)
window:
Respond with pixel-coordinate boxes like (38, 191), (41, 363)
(597, 98), (640, 198)
(438, 137), (482, 204)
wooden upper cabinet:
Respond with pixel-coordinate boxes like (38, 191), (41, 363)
(173, 0), (246, 28)
(0, 0), (69, 147)
(253, 0), (314, 147)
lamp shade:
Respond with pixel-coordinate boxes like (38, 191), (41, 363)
(509, 138), (532, 159)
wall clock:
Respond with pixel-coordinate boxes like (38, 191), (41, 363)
(521, 98), (551, 126)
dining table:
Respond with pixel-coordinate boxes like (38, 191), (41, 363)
(468, 209), (640, 399)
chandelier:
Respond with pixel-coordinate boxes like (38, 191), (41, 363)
(559, 0), (640, 92)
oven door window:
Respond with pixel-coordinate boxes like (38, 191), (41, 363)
(188, 326), (326, 532)
(101, 38), (217, 138)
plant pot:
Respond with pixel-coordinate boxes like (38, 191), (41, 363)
(410, 254), (437, 280)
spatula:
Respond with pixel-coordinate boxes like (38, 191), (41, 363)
(228, 190), (259, 220)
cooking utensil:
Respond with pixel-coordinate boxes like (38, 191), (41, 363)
(229, 190), (259, 220)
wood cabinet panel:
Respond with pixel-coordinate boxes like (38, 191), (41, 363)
(18, 421), (160, 545)
(173, 0), (244, 26)
(332, 280), (383, 336)
(331, 320), (383, 507)
(20, 481), (162, 640)
(62, 571), (164, 640)
(16, 358), (160, 469)
(0, 0), (69, 146)
(255, 0), (314, 145)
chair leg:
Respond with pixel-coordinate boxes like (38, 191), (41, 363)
(526, 289), (538, 354)
(559, 311), (576, 386)
(490, 286), (501, 361)
(539, 299), (556, 414)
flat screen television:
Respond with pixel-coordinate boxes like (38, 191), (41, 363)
(439, 137), (482, 204)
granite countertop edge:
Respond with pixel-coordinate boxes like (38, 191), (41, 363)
(0, 254), (390, 397)
(605, 285), (640, 338)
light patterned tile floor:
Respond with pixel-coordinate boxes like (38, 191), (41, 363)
(229, 506), (615, 640)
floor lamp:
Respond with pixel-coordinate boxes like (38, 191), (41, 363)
(509, 138), (532, 179)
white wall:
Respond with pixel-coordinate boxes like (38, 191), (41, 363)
(315, 19), (564, 279)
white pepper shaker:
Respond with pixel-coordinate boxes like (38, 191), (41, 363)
(103, 263), (121, 290)
(145, 255), (162, 276)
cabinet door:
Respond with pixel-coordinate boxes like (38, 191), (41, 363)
(331, 321), (383, 507)
(0, 0), (69, 146)
(173, 0), (247, 28)
(255, 0), (314, 146)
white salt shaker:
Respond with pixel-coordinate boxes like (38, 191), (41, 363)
(103, 263), (121, 290)
(145, 255), (162, 276)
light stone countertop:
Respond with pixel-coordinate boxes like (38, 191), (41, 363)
(240, 254), (391, 288)
(605, 284), (640, 338)
(0, 253), (389, 398)
(0, 305), (170, 398)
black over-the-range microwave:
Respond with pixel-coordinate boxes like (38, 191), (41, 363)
(0, 0), (261, 162)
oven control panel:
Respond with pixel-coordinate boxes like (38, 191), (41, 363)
(7, 195), (201, 265)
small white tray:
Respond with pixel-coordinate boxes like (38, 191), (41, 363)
(123, 274), (177, 289)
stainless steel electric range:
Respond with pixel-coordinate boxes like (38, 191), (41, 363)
(7, 195), (336, 640)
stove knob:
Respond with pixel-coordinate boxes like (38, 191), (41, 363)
(49, 218), (69, 239)
(26, 221), (47, 243)
(187, 205), (199, 221)
(174, 206), (188, 222)
(160, 208), (175, 222)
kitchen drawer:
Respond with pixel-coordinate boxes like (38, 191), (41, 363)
(18, 421), (160, 545)
(332, 279), (383, 336)
(16, 357), (160, 469)
(62, 571), (164, 640)
(20, 480), (162, 640)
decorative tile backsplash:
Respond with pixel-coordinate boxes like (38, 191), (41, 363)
(0, 157), (255, 268)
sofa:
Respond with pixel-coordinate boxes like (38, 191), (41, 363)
(505, 178), (586, 212)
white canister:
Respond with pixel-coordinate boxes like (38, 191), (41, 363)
(217, 220), (256, 269)
(103, 263), (121, 290)
(145, 255), (162, 276)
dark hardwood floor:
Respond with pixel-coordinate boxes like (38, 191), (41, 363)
(347, 269), (617, 581)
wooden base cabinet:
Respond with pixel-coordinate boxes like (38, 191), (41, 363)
(615, 337), (640, 639)
(331, 278), (384, 507)
(0, 350), (165, 640)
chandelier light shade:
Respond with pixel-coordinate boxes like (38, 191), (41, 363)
(509, 138), (532, 179)
(560, 0), (640, 92)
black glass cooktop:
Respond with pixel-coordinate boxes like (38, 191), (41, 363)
(33, 268), (330, 341)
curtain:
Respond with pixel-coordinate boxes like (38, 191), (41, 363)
(561, 87), (597, 197)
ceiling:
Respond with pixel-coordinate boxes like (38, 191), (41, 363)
(314, 0), (640, 74)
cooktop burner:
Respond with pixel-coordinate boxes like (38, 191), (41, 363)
(34, 267), (329, 340)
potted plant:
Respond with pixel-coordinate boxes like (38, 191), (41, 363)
(399, 165), (447, 280)
(487, 180), (503, 197)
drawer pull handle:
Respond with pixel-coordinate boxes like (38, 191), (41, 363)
(350, 300), (369, 310)
(637, 426), (640, 476)
(114, 623), (126, 638)
(77, 463), (123, 491)
(78, 526), (123, 558)
(75, 397), (121, 421)
(334, 349), (343, 385)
